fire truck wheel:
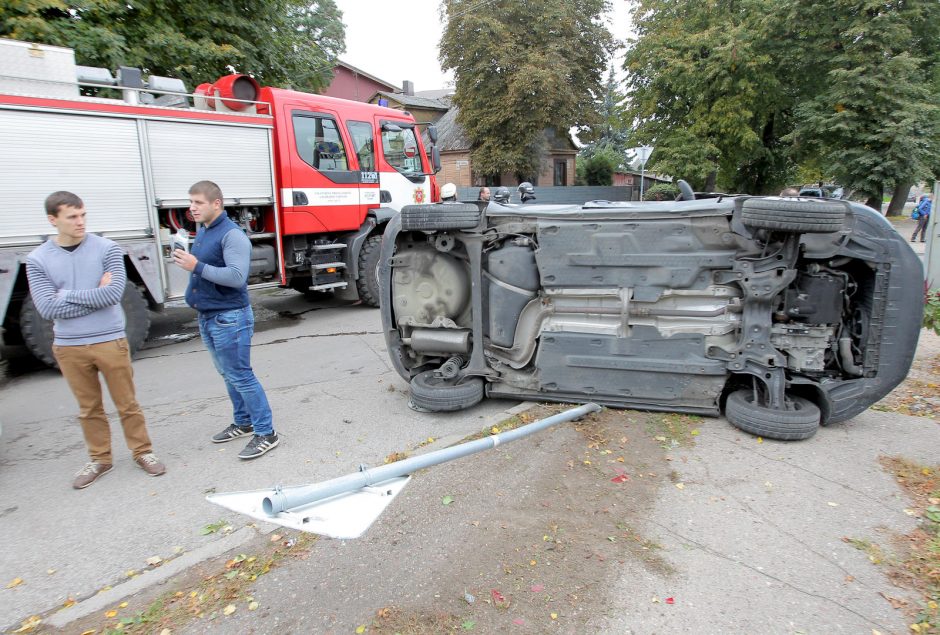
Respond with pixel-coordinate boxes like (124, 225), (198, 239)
(400, 204), (481, 231)
(20, 284), (151, 369)
(356, 235), (383, 308)
(409, 370), (484, 412)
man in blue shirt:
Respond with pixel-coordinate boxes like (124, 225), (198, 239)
(911, 193), (932, 243)
(172, 181), (279, 459)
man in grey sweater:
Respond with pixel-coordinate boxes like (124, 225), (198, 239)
(26, 191), (166, 489)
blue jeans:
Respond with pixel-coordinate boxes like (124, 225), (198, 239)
(198, 307), (273, 436)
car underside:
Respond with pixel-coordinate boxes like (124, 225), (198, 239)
(378, 194), (923, 440)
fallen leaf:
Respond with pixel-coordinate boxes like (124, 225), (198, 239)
(616, 456), (625, 462)
(491, 426), (500, 434)
(173, 546), (184, 554)
(611, 474), (629, 483)
(80, 630), (96, 635)
(550, 612), (558, 620)
(145, 556), (162, 566)
(270, 534), (282, 542)
(105, 610), (117, 618)
(125, 570), (137, 578)
(62, 598), (76, 608)
(13, 616), (41, 633)
(675, 483), (685, 490)
(46, 569), (56, 575)
(513, 618), (525, 625)
(442, 495), (455, 506)
(691, 429), (700, 436)
(827, 502), (839, 507)
(665, 597), (675, 604)
(530, 584), (544, 592)
(355, 626), (366, 634)
(160, 629), (171, 635)
(223, 604), (236, 616)
(6, 578), (23, 589)
(461, 620), (476, 630)
(119, 601), (128, 608)
(530, 559), (537, 566)
(757, 437), (763, 444)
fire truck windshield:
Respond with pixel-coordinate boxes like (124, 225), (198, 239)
(381, 127), (423, 176)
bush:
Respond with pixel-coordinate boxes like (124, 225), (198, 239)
(644, 182), (679, 201)
(925, 287), (940, 335)
(581, 149), (620, 186)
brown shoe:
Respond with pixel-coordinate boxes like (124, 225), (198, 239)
(135, 453), (166, 477)
(73, 462), (113, 489)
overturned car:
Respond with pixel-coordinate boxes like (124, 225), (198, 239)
(378, 187), (923, 440)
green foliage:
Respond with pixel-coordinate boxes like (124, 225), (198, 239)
(925, 288), (940, 336)
(581, 147), (620, 185)
(643, 182), (678, 201)
(0, 0), (345, 94)
(440, 0), (613, 179)
(578, 66), (630, 158)
(783, 0), (940, 204)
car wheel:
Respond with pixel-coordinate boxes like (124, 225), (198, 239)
(724, 389), (821, 440)
(409, 370), (484, 412)
(356, 234), (383, 308)
(741, 198), (845, 233)
(400, 203), (481, 231)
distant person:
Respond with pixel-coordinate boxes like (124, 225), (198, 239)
(26, 191), (166, 488)
(779, 187), (800, 197)
(911, 193), (932, 243)
(518, 182), (536, 203)
(441, 182), (457, 202)
(172, 181), (279, 459)
(492, 187), (511, 204)
(478, 186), (491, 202)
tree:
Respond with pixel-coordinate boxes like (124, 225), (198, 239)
(0, 0), (345, 94)
(783, 0), (940, 211)
(439, 0), (613, 179)
(581, 147), (620, 185)
(578, 66), (630, 158)
(622, 0), (795, 194)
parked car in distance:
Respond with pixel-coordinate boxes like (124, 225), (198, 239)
(379, 183), (922, 441)
(798, 184), (843, 199)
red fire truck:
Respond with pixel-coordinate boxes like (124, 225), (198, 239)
(0, 38), (441, 365)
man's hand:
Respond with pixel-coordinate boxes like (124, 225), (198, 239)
(172, 249), (198, 272)
(98, 272), (112, 287)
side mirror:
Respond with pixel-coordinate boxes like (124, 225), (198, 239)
(427, 124), (438, 144)
(430, 146), (441, 173)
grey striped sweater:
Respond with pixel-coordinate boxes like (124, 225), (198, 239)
(26, 233), (127, 345)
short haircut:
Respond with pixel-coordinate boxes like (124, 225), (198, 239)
(45, 191), (84, 216)
(189, 180), (223, 204)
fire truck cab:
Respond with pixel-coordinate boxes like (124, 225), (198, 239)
(0, 38), (440, 366)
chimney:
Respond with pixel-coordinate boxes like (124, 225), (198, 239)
(402, 80), (414, 96)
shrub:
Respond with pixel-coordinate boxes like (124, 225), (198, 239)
(925, 287), (940, 335)
(644, 182), (679, 201)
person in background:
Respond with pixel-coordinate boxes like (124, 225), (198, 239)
(26, 191), (166, 488)
(779, 187), (800, 197)
(518, 182), (536, 203)
(911, 193), (932, 243)
(172, 181), (279, 460)
(477, 186), (491, 202)
(441, 182), (457, 202)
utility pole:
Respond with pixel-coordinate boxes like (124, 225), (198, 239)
(635, 145), (654, 200)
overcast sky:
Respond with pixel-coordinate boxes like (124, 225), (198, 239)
(332, 0), (633, 93)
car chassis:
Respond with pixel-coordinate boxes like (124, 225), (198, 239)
(378, 193), (922, 440)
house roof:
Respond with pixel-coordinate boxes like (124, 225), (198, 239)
(372, 91), (450, 111)
(335, 60), (399, 92)
(432, 106), (578, 153)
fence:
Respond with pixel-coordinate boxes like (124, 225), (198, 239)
(457, 185), (635, 205)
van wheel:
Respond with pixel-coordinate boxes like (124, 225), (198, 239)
(409, 370), (484, 412)
(356, 235), (383, 308)
(741, 198), (846, 233)
(401, 204), (481, 231)
(20, 284), (151, 368)
(724, 389), (820, 440)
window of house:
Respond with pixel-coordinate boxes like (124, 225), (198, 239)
(554, 159), (568, 186)
(347, 120), (375, 172)
(292, 113), (348, 171)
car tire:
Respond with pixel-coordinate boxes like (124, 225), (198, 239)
(21, 284), (150, 368)
(356, 234), (383, 308)
(400, 204), (481, 231)
(741, 198), (845, 233)
(724, 389), (821, 440)
(409, 370), (484, 412)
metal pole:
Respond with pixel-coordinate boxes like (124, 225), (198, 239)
(926, 179), (940, 288)
(262, 402), (602, 515)
(640, 161), (646, 201)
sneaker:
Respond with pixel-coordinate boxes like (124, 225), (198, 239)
(212, 423), (253, 443)
(238, 433), (279, 460)
(73, 462), (113, 489)
(135, 453), (166, 477)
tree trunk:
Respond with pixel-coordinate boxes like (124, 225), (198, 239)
(886, 181), (913, 216)
(704, 169), (717, 192)
(865, 185), (884, 213)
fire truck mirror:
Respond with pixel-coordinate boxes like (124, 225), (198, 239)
(431, 146), (441, 173)
(427, 124), (438, 144)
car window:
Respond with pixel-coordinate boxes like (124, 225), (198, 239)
(347, 120), (375, 172)
(382, 126), (422, 176)
(292, 113), (348, 171)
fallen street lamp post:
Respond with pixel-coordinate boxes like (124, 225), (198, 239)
(207, 402), (602, 539)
